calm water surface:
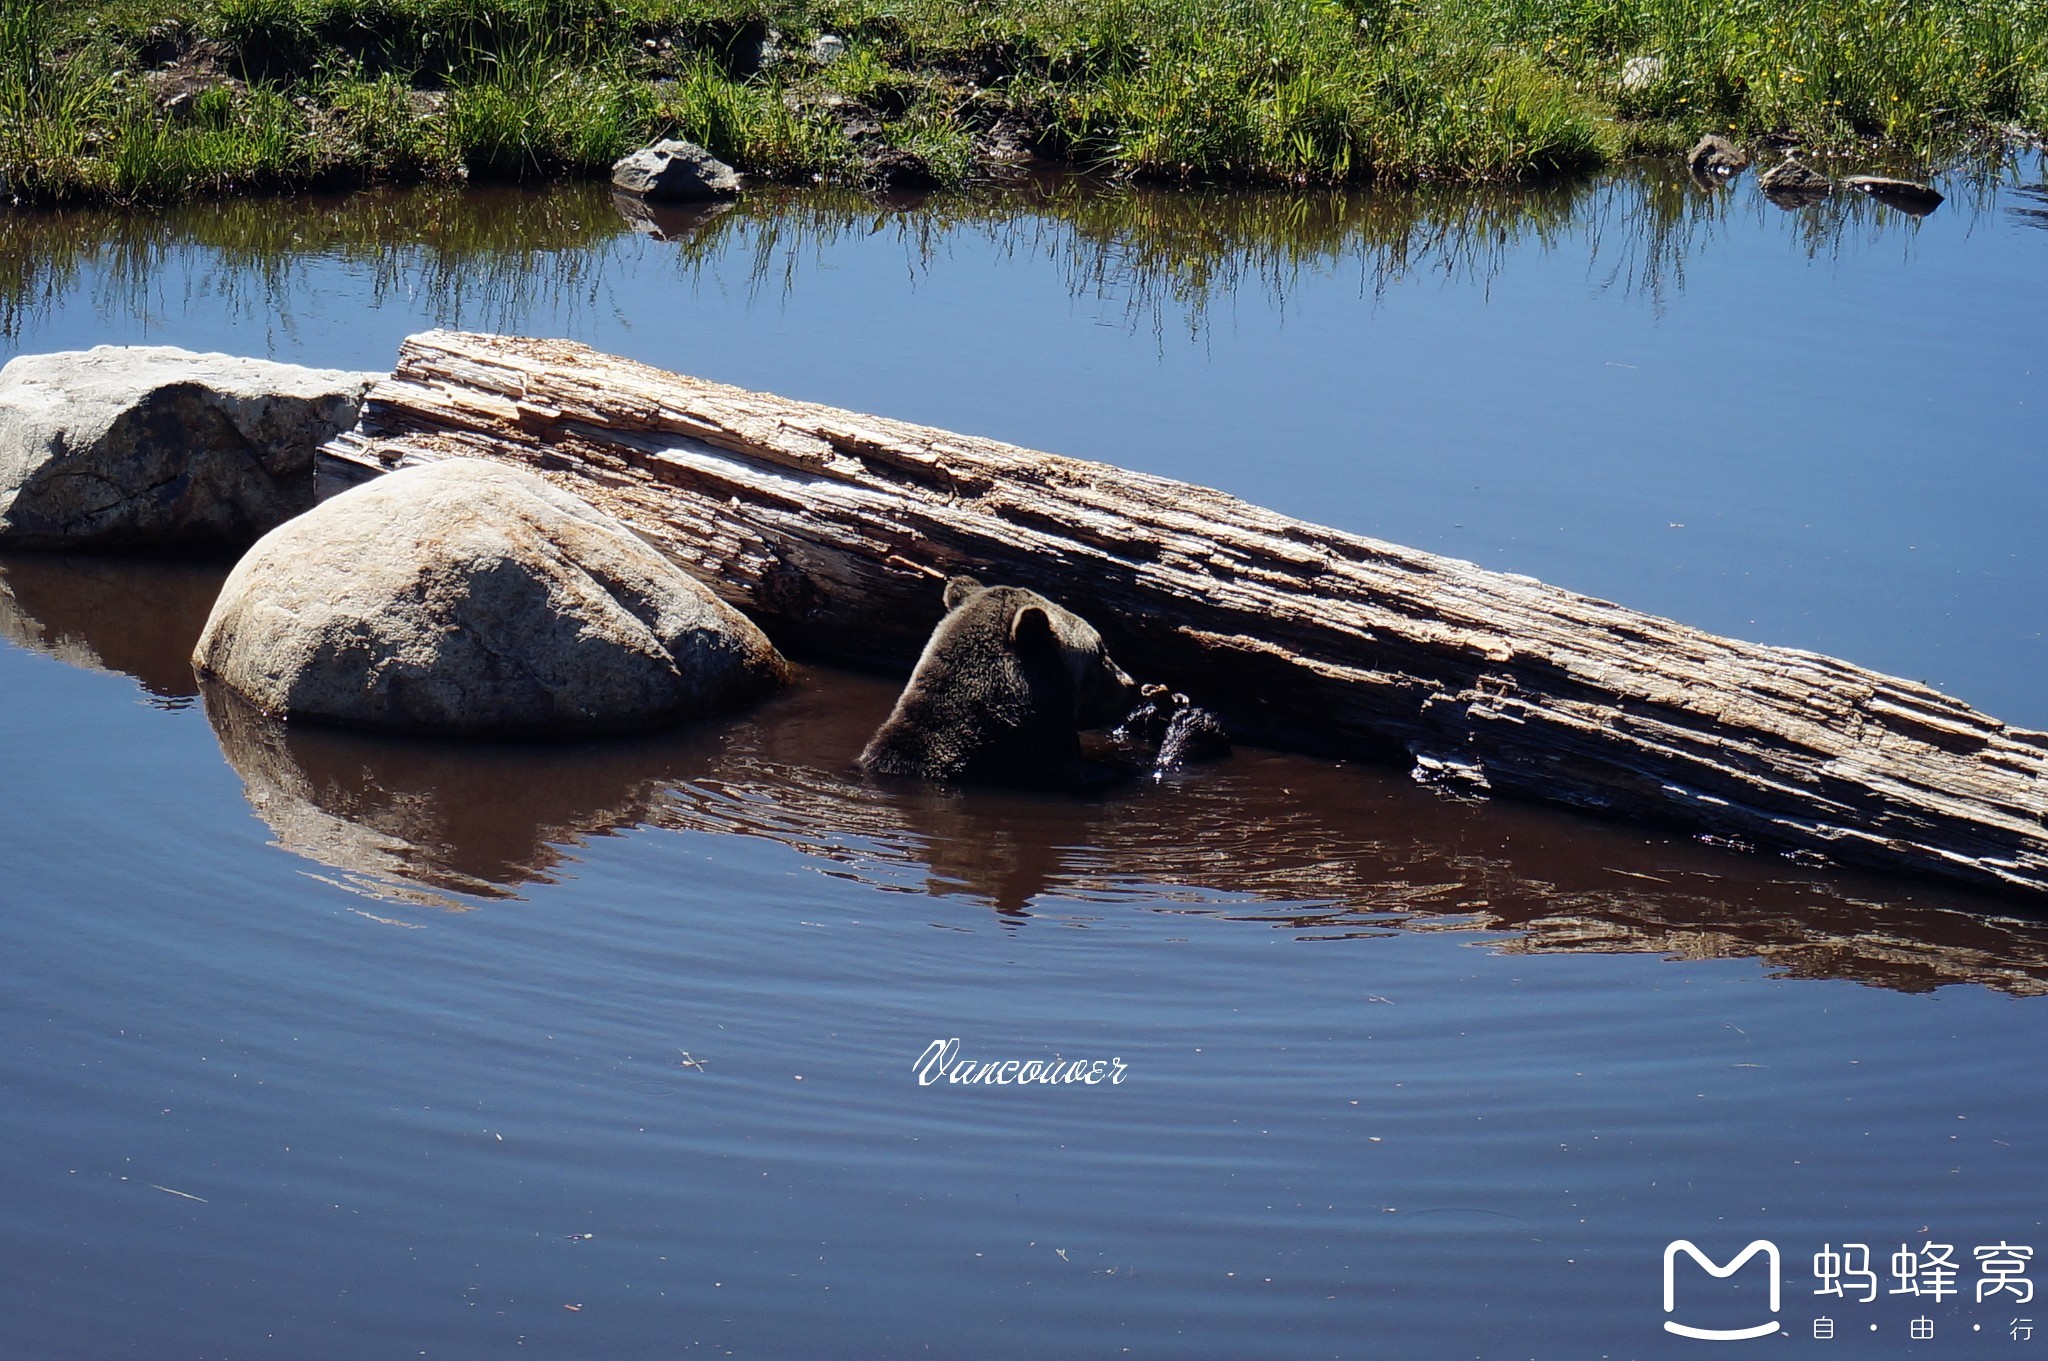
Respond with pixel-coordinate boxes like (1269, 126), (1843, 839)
(2, 159), (2047, 1358)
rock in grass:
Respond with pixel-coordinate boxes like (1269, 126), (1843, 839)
(0, 346), (378, 553)
(193, 459), (792, 734)
(1686, 134), (1749, 176)
(610, 139), (742, 202)
(868, 147), (942, 192)
(1620, 55), (1665, 92)
(1759, 154), (1832, 199)
(1841, 174), (1945, 215)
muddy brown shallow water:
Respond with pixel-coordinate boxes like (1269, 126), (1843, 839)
(3, 160), (2046, 1358)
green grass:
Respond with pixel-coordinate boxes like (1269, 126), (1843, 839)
(2, 0), (2043, 204)
(442, 47), (651, 179)
(654, 55), (854, 176)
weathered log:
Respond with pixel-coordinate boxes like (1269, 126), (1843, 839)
(321, 330), (2048, 899)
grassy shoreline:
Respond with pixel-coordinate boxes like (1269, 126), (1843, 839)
(3, 0), (2045, 205)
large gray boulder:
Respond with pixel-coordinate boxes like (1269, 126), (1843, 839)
(0, 346), (379, 552)
(610, 139), (742, 202)
(192, 458), (792, 734)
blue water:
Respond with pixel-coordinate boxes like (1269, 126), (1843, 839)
(3, 159), (2047, 1358)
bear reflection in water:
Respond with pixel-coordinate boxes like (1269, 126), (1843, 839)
(858, 574), (1228, 789)
(197, 666), (2048, 997)
(17, 548), (2038, 997)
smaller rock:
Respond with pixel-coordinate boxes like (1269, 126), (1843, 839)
(144, 66), (238, 116)
(1620, 55), (1665, 93)
(1840, 174), (1944, 215)
(812, 34), (846, 64)
(1758, 154), (1831, 199)
(610, 139), (741, 202)
(0, 346), (380, 553)
(1686, 133), (1749, 176)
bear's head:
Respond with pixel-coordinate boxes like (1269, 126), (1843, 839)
(940, 574), (1135, 728)
(856, 574), (1139, 786)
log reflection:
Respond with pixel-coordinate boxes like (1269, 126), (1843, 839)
(189, 650), (2048, 997)
(6, 552), (2041, 993)
(659, 683), (2048, 997)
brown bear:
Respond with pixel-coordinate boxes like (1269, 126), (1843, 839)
(857, 575), (1138, 788)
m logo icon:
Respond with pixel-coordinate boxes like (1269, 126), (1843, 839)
(1663, 1239), (1783, 1340)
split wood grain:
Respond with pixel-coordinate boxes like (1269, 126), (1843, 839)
(321, 330), (2048, 899)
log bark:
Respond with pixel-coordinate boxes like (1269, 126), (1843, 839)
(321, 330), (2048, 900)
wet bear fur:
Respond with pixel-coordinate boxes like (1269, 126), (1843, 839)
(858, 575), (1138, 788)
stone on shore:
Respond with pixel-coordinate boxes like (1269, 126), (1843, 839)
(192, 458), (792, 734)
(0, 346), (379, 552)
(610, 139), (742, 202)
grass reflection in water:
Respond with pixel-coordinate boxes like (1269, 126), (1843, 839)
(4, 151), (2037, 344)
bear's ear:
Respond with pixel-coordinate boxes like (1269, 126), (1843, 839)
(1010, 603), (1057, 652)
(943, 575), (985, 610)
